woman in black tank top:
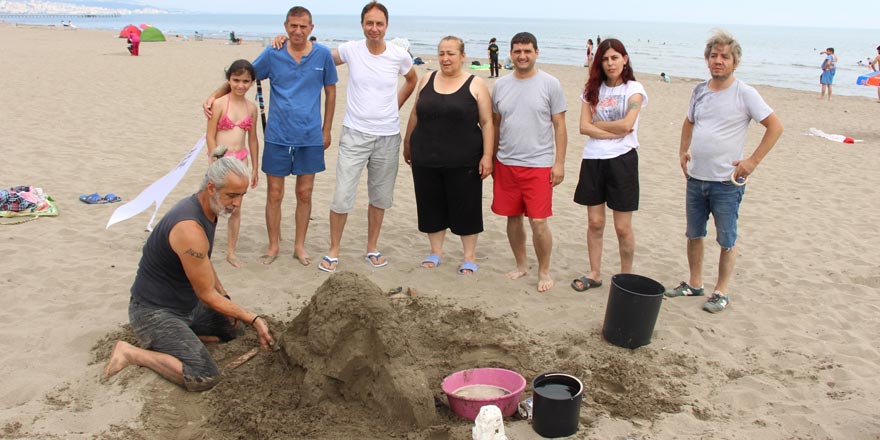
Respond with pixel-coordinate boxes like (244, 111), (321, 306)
(403, 36), (494, 275)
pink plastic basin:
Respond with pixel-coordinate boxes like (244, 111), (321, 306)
(441, 367), (526, 420)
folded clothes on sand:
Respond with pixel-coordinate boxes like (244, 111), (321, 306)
(1, 186), (58, 221)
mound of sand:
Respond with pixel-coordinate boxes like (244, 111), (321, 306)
(194, 273), (693, 439)
(280, 271), (436, 428)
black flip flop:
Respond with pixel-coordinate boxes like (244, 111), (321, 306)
(571, 276), (602, 292)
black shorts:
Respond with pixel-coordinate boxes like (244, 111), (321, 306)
(573, 148), (639, 212)
(412, 165), (484, 236)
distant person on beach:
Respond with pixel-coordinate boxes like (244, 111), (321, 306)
(665, 29), (783, 313)
(487, 37), (500, 78)
(205, 59), (260, 268)
(126, 32), (140, 56)
(206, 6), (338, 267)
(819, 47), (837, 101)
(229, 31), (241, 44)
(492, 31), (567, 292)
(309, 35), (317, 42)
(103, 158), (274, 391)
(660, 72), (671, 83)
(403, 36), (494, 274)
(571, 38), (647, 293)
(871, 46), (880, 102)
(584, 38), (593, 67)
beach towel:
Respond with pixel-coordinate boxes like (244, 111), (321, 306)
(468, 63), (491, 70)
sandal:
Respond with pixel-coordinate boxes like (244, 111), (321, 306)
(571, 276), (602, 292)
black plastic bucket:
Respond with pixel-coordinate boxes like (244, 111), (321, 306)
(531, 372), (583, 438)
(602, 273), (665, 349)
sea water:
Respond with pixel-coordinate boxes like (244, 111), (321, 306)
(8, 13), (877, 97)
(453, 384), (510, 399)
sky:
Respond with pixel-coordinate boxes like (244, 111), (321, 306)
(132, 0), (878, 29)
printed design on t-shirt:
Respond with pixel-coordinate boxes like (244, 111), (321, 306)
(596, 93), (626, 122)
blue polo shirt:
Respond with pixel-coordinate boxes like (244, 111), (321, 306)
(253, 42), (338, 147)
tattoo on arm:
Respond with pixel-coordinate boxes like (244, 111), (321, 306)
(628, 101), (638, 111)
(185, 248), (206, 259)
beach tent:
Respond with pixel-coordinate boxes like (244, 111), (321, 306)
(139, 26), (166, 42)
(118, 24), (141, 38)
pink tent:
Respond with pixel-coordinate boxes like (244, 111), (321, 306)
(119, 24), (141, 38)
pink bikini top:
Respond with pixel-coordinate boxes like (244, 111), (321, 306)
(217, 98), (254, 131)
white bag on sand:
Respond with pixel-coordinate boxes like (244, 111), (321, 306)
(807, 127), (862, 144)
(472, 405), (508, 440)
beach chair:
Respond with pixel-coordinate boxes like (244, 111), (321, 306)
(194, 31), (203, 41)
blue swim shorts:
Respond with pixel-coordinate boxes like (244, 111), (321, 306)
(261, 142), (325, 177)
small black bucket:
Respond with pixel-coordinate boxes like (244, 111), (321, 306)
(531, 372), (583, 438)
(602, 273), (665, 349)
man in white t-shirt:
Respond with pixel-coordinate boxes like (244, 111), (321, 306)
(665, 29), (783, 313)
(317, 2), (417, 272)
(491, 32), (567, 293)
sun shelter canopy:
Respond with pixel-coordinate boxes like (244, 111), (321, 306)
(119, 24), (141, 38)
(139, 26), (166, 42)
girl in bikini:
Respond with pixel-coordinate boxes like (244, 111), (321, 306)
(206, 59), (260, 268)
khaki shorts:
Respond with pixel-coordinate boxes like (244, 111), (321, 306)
(330, 126), (401, 213)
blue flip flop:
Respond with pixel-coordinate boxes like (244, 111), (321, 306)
(458, 261), (478, 275)
(102, 193), (122, 203)
(79, 193), (102, 204)
(421, 253), (441, 268)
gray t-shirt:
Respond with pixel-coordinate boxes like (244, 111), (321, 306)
(492, 70), (566, 167)
(687, 79), (773, 181)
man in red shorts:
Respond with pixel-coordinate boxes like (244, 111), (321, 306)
(491, 32), (567, 292)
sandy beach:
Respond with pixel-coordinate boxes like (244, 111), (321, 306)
(2, 24), (880, 439)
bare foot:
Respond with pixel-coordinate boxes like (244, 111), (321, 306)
(537, 275), (555, 293)
(293, 252), (311, 266)
(226, 254), (243, 268)
(103, 341), (132, 378)
(257, 254), (278, 265)
(505, 268), (528, 280)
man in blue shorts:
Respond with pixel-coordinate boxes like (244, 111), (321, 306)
(103, 158), (274, 391)
(665, 30), (783, 313)
(207, 6), (337, 267)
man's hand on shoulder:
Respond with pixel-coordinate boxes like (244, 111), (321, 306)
(271, 34), (287, 49)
